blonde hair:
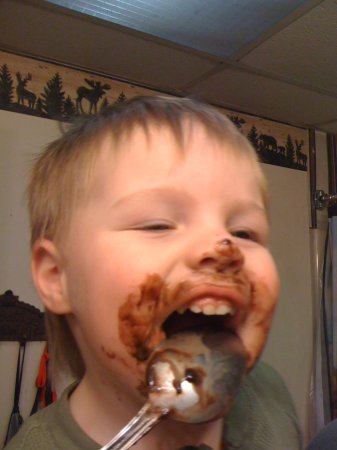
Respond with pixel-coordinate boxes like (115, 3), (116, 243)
(27, 95), (267, 380)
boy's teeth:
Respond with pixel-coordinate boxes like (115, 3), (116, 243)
(177, 304), (234, 316)
(203, 304), (216, 315)
(216, 304), (234, 315)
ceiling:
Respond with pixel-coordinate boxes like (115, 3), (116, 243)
(1, 0), (337, 133)
(45, 0), (310, 58)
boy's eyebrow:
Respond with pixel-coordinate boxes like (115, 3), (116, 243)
(110, 188), (266, 214)
(110, 187), (192, 209)
(241, 202), (266, 213)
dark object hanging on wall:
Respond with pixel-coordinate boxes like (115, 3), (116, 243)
(0, 290), (45, 341)
(3, 341), (26, 446)
(327, 133), (337, 218)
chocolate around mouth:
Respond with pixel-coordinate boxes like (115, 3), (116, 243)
(119, 274), (243, 363)
(162, 309), (232, 338)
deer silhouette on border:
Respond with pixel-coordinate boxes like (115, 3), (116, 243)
(16, 72), (36, 109)
(295, 139), (307, 167)
(76, 78), (111, 114)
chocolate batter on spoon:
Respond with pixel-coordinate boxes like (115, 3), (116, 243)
(147, 330), (247, 423)
(100, 330), (247, 450)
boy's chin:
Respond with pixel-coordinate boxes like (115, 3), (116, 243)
(106, 356), (148, 404)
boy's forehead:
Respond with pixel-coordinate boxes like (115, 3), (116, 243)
(96, 123), (257, 181)
(82, 123), (268, 218)
(93, 123), (261, 189)
(113, 121), (186, 149)
(101, 120), (232, 160)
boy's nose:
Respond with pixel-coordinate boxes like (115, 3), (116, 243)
(187, 236), (244, 274)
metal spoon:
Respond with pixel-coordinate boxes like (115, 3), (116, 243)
(100, 330), (247, 450)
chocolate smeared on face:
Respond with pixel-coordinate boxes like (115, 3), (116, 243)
(118, 274), (189, 361)
(118, 277), (249, 364)
(118, 239), (264, 367)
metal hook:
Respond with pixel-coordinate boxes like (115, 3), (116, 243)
(314, 190), (337, 210)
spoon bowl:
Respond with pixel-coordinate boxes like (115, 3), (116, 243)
(146, 330), (247, 423)
(100, 330), (247, 449)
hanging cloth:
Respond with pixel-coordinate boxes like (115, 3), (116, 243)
(310, 215), (337, 438)
(30, 344), (56, 414)
(3, 340), (26, 446)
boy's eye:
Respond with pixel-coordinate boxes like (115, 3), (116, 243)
(231, 229), (255, 241)
(135, 221), (175, 232)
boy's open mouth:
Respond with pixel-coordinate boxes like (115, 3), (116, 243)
(119, 274), (248, 362)
(162, 306), (235, 338)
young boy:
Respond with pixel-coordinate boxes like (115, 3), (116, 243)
(5, 96), (301, 449)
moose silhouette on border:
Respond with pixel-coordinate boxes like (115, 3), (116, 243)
(76, 78), (111, 114)
(16, 72), (36, 109)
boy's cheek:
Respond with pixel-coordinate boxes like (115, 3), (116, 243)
(236, 274), (279, 371)
(118, 274), (167, 361)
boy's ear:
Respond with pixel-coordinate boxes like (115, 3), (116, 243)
(31, 239), (72, 314)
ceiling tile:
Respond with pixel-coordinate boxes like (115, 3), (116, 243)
(317, 121), (337, 133)
(188, 67), (337, 129)
(240, 0), (337, 94)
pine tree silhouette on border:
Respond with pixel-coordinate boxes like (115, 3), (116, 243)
(0, 64), (14, 106)
(286, 134), (295, 165)
(63, 95), (76, 119)
(41, 72), (65, 118)
(247, 125), (259, 151)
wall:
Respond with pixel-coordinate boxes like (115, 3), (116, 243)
(261, 131), (329, 444)
(0, 110), (61, 444)
(0, 108), (321, 446)
(262, 163), (313, 442)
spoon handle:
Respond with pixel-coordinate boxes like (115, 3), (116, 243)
(100, 402), (165, 450)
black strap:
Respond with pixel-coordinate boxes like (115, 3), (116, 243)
(30, 385), (41, 416)
(4, 341), (26, 446)
(13, 341), (26, 411)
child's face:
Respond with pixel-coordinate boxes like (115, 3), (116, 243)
(60, 123), (279, 397)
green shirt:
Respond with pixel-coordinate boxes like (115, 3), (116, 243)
(4, 361), (302, 450)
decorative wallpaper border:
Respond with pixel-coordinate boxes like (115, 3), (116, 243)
(0, 50), (308, 171)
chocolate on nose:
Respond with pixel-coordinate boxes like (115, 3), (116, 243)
(214, 238), (244, 273)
